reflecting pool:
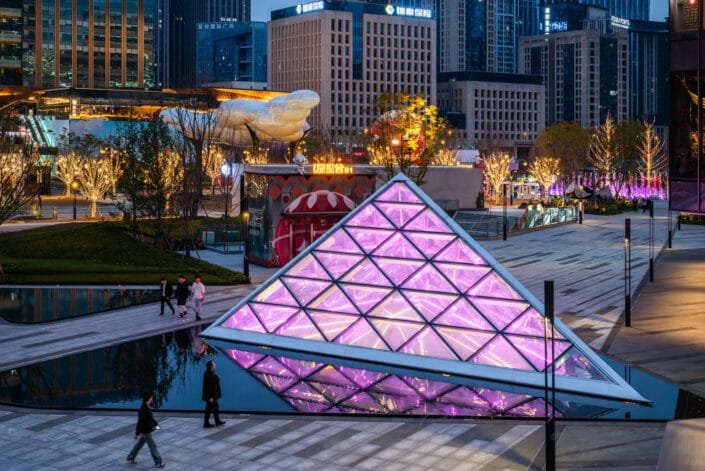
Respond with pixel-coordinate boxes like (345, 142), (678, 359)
(1, 327), (703, 421)
(0, 287), (160, 323)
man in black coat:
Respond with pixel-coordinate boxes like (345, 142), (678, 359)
(174, 274), (190, 318)
(202, 360), (225, 428)
(126, 391), (164, 467)
(159, 277), (175, 315)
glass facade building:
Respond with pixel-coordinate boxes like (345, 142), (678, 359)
(21, 0), (157, 89)
(0, 1), (23, 86)
(437, 0), (540, 74)
(540, 0), (649, 22)
(669, 0), (705, 214)
(196, 21), (267, 86)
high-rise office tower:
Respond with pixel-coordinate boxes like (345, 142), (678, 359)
(198, 0), (250, 22)
(437, 0), (540, 74)
(269, 1), (435, 138)
(539, 0), (649, 22)
(22, 0), (158, 89)
(0, 1), (22, 86)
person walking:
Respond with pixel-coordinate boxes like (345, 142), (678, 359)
(174, 275), (189, 318)
(159, 277), (175, 316)
(191, 275), (206, 321)
(202, 360), (225, 428)
(126, 391), (165, 468)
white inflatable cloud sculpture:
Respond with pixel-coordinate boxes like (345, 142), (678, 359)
(160, 90), (320, 146)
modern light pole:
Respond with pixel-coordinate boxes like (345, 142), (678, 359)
(544, 280), (556, 471)
(71, 179), (80, 220)
(624, 218), (632, 327)
(502, 182), (508, 240)
(648, 200), (654, 282)
(243, 211), (250, 280)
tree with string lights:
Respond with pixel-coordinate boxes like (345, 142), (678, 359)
(483, 152), (511, 204)
(637, 120), (667, 195)
(589, 113), (619, 189)
(78, 157), (112, 218)
(528, 156), (561, 202)
(0, 116), (40, 225)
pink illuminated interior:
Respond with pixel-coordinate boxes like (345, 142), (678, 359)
(222, 181), (607, 379)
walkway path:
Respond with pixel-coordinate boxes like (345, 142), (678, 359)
(607, 223), (705, 398)
(0, 408), (664, 471)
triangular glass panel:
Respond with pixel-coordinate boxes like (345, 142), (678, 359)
(470, 298), (529, 331)
(286, 382), (328, 403)
(401, 290), (457, 323)
(313, 252), (363, 279)
(335, 318), (389, 350)
(506, 334), (571, 372)
(316, 230), (362, 254)
(275, 311), (325, 341)
(253, 373), (298, 393)
(554, 348), (609, 381)
(401, 263), (457, 294)
(439, 387), (492, 410)
(432, 298), (495, 331)
(404, 231), (455, 258)
(281, 277), (331, 306)
(371, 392), (421, 413)
(374, 202), (424, 228)
(403, 376), (455, 400)
(226, 349), (264, 369)
(250, 303), (300, 332)
(209, 175), (647, 404)
(341, 392), (386, 413)
(278, 357), (321, 377)
(341, 284), (391, 314)
(308, 285), (359, 314)
(341, 258), (393, 287)
(435, 263), (492, 294)
(285, 254), (331, 281)
(369, 318), (425, 350)
(307, 310), (359, 341)
(372, 232), (424, 259)
(286, 398), (330, 413)
(478, 388), (533, 412)
(372, 257), (425, 286)
(434, 238), (487, 265)
(404, 208), (453, 233)
(435, 326), (496, 361)
(345, 227), (395, 252)
(368, 291), (424, 322)
(337, 366), (386, 388)
(374, 181), (422, 204)
(345, 204), (395, 229)
(223, 304), (266, 333)
(505, 308), (565, 339)
(371, 376), (418, 396)
(471, 335), (534, 371)
(250, 356), (294, 376)
(253, 280), (299, 307)
(400, 326), (458, 360)
(309, 382), (356, 402)
(308, 365), (357, 388)
(468, 271), (523, 299)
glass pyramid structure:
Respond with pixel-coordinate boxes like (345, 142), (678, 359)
(203, 174), (646, 403)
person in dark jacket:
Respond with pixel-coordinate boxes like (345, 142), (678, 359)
(202, 360), (225, 428)
(159, 277), (175, 315)
(126, 391), (164, 468)
(174, 274), (190, 318)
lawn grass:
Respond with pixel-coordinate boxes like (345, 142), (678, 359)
(0, 222), (248, 285)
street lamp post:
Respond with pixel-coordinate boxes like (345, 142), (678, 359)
(243, 211), (250, 280)
(502, 182), (508, 241)
(648, 200), (654, 282)
(71, 179), (80, 220)
(544, 280), (556, 471)
(624, 218), (632, 327)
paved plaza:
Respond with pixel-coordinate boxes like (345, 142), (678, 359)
(1, 208), (704, 470)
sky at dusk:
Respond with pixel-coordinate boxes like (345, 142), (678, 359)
(253, 1), (670, 22)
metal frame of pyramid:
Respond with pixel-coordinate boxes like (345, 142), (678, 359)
(203, 174), (647, 404)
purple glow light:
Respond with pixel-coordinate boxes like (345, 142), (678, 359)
(376, 182), (423, 204)
(374, 202), (424, 228)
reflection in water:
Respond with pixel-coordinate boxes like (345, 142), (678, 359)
(1, 333), (704, 421)
(0, 287), (160, 323)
